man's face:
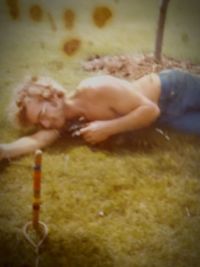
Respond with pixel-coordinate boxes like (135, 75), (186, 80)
(25, 94), (66, 129)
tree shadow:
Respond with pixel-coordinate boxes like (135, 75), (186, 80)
(1, 126), (199, 178)
(0, 229), (115, 267)
(52, 126), (171, 155)
(0, 159), (10, 173)
(52, 126), (200, 180)
(42, 231), (114, 267)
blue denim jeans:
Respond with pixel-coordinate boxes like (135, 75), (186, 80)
(156, 69), (200, 134)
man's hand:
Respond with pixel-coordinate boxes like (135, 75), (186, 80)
(77, 121), (112, 145)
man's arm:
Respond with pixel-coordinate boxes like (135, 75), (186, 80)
(105, 102), (160, 134)
(0, 129), (60, 160)
(79, 103), (160, 144)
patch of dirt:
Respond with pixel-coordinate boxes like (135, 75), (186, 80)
(82, 53), (200, 79)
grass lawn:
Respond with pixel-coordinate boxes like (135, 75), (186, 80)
(0, 1), (200, 266)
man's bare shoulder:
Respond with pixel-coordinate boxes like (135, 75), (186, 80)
(77, 75), (119, 91)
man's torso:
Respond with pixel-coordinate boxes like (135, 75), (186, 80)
(73, 74), (161, 121)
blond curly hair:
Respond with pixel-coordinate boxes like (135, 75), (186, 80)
(8, 75), (66, 129)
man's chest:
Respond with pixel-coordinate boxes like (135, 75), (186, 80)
(74, 88), (124, 121)
(82, 103), (120, 121)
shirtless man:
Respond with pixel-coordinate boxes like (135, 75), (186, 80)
(0, 69), (200, 160)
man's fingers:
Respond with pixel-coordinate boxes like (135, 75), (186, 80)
(71, 130), (81, 137)
(71, 126), (89, 137)
(79, 127), (89, 134)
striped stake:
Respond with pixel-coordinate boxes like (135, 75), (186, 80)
(33, 149), (42, 229)
(23, 150), (48, 266)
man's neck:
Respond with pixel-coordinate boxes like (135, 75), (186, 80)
(64, 99), (84, 121)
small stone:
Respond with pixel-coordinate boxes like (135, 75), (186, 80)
(98, 211), (105, 217)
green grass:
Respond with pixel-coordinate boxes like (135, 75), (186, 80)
(0, 1), (200, 266)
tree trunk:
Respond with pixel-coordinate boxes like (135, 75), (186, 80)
(154, 0), (170, 62)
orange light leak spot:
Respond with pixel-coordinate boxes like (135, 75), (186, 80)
(6, 0), (20, 20)
(63, 38), (81, 56)
(29, 4), (43, 22)
(63, 9), (75, 29)
(93, 6), (112, 28)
